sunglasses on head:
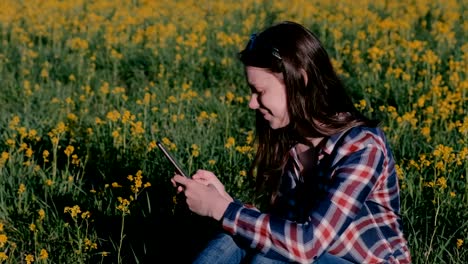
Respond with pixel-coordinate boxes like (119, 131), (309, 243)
(247, 33), (282, 61)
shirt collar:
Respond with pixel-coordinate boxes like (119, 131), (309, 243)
(321, 127), (353, 156)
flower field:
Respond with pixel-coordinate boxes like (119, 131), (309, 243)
(0, 0), (466, 263)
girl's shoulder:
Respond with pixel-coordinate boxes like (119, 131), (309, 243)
(324, 125), (388, 155)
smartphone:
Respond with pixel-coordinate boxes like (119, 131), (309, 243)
(156, 141), (190, 178)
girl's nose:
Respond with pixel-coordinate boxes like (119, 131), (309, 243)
(248, 94), (259, 109)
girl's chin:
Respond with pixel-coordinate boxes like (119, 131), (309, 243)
(268, 119), (289, 130)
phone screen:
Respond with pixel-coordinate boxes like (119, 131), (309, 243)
(156, 141), (190, 178)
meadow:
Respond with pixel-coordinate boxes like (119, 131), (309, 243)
(0, 0), (466, 263)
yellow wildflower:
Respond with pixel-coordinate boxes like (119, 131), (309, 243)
(25, 254), (34, 264)
(225, 91), (235, 103)
(64, 145), (74, 157)
(84, 238), (98, 251)
(71, 154), (80, 166)
(117, 197), (131, 214)
(67, 113), (78, 121)
(436, 177), (447, 189)
(64, 205), (81, 218)
(147, 140), (157, 152)
(38, 209), (45, 221)
(45, 179), (53, 186)
(42, 149), (50, 162)
(5, 139), (14, 147)
(18, 183), (26, 194)
(191, 144), (200, 157)
(39, 249), (48, 260)
(0, 234), (7, 247)
(225, 137), (235, 149)
(81, 211), (91, 219)
(457, 239), (463, 249)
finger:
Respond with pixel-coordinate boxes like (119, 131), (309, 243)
(192, 173), (209, 182)
(177, 185), (184, 193)
(170, 178), (177, 187)
(173, 174), (190, 186)
(192, 173), (203, 180)
(194, 170), (213, 180)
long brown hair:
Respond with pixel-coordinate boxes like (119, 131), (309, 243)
(239, 21), (379, 207)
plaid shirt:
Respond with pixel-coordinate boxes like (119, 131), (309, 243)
(222, 126), (411, 263)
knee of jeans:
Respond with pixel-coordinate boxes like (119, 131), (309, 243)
(208, 232), (245, 253)
(194, 232), (247, 264)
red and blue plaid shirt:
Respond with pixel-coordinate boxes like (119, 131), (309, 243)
(222, 126), (411, 263)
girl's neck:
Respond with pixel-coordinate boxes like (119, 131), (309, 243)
(294, 137), (324, 154)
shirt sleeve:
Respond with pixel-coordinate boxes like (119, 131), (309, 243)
(221, 131), (387, 263)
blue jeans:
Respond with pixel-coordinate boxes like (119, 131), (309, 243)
(192, 232), (354, 264)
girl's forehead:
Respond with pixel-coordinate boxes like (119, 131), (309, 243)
(246, 66), (283, 86)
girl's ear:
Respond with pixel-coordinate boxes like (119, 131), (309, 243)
(301, 69), (308, 86)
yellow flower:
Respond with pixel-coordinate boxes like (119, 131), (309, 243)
(197, 111), (209, 123)
(225, 137), (235, 149)
(38, 209), (45, 221)
(39, 249), (48, 260)
(131, 121), (145, 136)
(117, 197), (131, 214)
(5, 139), (15, 147)
(147, 140), (157, 151)
(71, 154), (80, 165)
(45, 179), (54, 186)
(0, 252), (8, 261)
(167, 95), (177, 104)
(235, 145), (253, 154)
(0, 234), (7, 247)
(225, 91), (235, 103)
(64, 145), (74, 157)
(42, 150), (49, 162)
(0, 152), (8, 167)
(67, 37), (89, 51)
(25, 253), (34, 264)
(29, 223), (36, 232)
(18, 183), (26, 194)
(191, 144), (200, 157)
(355, 99), (367, 111)
(208, 159), (216, 166)
(24, 148), (33, 158)
(84, 238), (98, 251)
(436, 177), (447, 189)
(64, 205), (81, 218)
(457, 239), (463, 249)
(67, 113), (78, 121)
(81, 211), (91, 219)
(106, 110), (121, 122)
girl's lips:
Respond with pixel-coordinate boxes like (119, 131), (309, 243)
(259, 110), (270, 120)
(258, 109), (269, 116)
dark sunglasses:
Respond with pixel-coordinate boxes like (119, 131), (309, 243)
(247, 33), (282, 61)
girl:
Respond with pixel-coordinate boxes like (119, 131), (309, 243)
(172, 21), (411, 264)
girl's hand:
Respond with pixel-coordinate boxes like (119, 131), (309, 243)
(191, 170), (234, 202)
(171, 175), (231, 221)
